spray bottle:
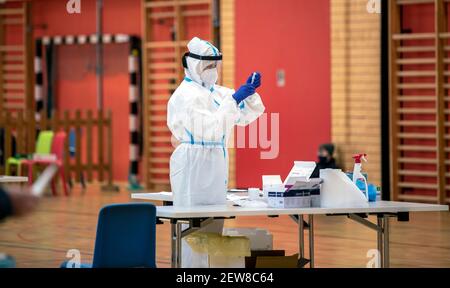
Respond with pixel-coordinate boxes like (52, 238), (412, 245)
(352, 154), (368, 201)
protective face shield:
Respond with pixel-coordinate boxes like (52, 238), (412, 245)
(182, 37), (222, 89)
(200, 66), (218, 88)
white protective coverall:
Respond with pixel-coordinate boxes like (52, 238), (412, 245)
(167, 37), (265, 267)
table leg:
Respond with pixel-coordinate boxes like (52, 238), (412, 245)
(383, 215), (390, 268)
(176, 222), (182, 268)
(298, 214), (304, 259)
(171, 222), (176, 268)
(308, 215), (315, 268)
(377, 215), (383, 268)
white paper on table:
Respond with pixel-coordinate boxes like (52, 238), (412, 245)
(231, 199), (269, 208)
(227, 193), (268, 207)
(226, 194), (248, 202)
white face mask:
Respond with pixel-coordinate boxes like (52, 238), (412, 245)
(200, 68), (218, 88)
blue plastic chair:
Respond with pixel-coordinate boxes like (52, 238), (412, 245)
(61, 203), (157, 268)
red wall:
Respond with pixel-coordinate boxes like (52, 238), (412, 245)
(28, 0), (331, 185)
(32, 0), (142, 181)
(235, 0), (331, 187)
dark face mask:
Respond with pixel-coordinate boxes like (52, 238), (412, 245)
(318, 156), (328, 164)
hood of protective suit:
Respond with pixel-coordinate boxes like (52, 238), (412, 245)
(185, 37), (220, 89)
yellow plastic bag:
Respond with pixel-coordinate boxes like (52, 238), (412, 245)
(185, 232), (251, 257)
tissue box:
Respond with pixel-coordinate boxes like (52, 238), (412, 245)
(268, 189), (311, 208)
(267, 178), (322, 208)
(263, 162), (322, 208)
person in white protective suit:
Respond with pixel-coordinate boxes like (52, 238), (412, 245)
(167, 37), (265, 267)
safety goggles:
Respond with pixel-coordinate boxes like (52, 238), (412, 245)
(182, 52), (222, 69)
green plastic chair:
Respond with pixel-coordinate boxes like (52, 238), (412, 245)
(5, 131), (54, 176)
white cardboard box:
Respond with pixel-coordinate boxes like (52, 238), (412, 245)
(223, 228), (273, 251)
(265, 162), (322, 208)
(262, 175), (284, 199)
(283, 161), (317, 187)
(210, 228), (274, 268)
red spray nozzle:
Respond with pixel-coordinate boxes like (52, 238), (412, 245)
(352, 154), (367, 163)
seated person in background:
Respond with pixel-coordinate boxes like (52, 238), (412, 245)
(310, 143), (339, 178)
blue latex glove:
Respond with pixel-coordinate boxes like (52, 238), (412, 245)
(233, 84), (255, 104)
(246, 72), (261, 89)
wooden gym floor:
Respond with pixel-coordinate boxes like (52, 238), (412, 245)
(0, 184), (449, 268)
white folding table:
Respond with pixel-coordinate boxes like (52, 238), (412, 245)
(131, 192), (448, 268)
(0, 175), (28, 184)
